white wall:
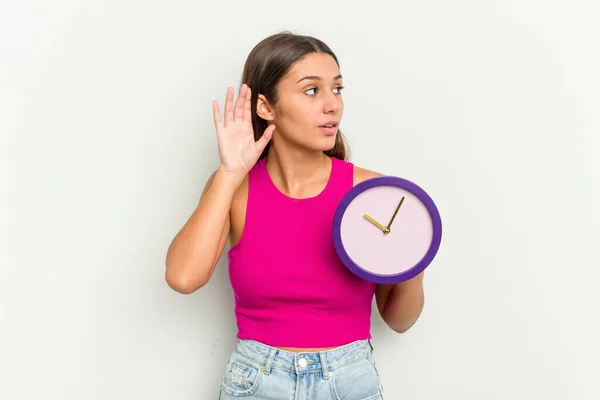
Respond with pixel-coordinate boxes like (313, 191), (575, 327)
(1, 1), (599, 399)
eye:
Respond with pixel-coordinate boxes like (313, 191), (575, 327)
(304, 86), (345, 96)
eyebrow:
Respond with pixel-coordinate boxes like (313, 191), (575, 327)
(296, 74), (343, 83)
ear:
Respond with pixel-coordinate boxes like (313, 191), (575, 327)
(256, 94), (275, 121)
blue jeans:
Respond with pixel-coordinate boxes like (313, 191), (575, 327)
(218, 338), (384, 399)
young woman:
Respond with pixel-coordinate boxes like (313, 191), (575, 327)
(165, 31), (425, 399)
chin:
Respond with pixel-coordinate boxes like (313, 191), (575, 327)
(294, 131), (337, 153)
(315, 135), (337, 152)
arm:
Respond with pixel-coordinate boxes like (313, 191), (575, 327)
(166, 84), (274, 294)
(353, 166), (426, 333)
(375, 273), (425, 333)
(165, 167), (244, 294)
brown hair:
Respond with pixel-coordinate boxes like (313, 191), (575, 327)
(240, 31), (350, 161)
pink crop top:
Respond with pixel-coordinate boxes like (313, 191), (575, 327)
(226, 156), (376, 348)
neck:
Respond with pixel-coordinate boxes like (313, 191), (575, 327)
(265, 143), (331, 198)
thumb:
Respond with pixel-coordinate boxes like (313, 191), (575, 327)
(255, 124), (275, 153)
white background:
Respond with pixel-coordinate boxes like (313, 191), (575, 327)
(1, 0), (599, 399)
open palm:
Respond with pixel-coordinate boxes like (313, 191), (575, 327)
(212, 84), (275, 176)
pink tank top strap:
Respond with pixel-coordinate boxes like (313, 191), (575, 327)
(240, 157), (269, 240)
(324, 156), (354, 198)
(247, 157), (270, 192)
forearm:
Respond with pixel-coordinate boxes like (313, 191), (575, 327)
(381, 272), (425, 333)
(165, 167), (243, 293)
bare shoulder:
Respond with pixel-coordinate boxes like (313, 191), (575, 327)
(352, 164), (384, 186)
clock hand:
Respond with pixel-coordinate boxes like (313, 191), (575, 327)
(363, 214), (389, 233)
(386, 196), (405, 230)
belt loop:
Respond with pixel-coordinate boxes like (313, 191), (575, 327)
(319, 352), (330, 379)
(262, 348), (277, 375)
(368, 338), (374, 351)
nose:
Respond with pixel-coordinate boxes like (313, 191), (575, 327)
(323, 91), (341, 114)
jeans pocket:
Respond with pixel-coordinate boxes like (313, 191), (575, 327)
(220, 352), (263, 397)
(330, 354), (383, 400)
(365, 352), (384, 395)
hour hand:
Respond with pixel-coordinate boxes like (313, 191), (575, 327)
(363, 214), (390, 233)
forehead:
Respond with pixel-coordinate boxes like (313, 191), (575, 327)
(282, 52), (341, 84)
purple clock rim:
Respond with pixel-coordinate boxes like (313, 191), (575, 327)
(332, 175), (443, 284)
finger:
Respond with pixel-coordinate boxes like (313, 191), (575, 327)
(224, 87), (234, 124)
(233, 83), (247, 121)
(256, 124), (275, 153)
(212, 100), (222, 129)
(243, 85), (252, 124)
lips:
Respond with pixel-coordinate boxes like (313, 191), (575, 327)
(319, 121), (339, 128)
(319, 121), (339, 135)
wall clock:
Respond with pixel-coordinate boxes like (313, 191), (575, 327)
(332, 176), (442, 284)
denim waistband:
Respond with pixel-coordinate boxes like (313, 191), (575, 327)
(233, 339), (374, 376)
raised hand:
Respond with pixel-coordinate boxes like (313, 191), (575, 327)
(212, 83), (276, 177)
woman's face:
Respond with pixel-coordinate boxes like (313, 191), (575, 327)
(260, 52), (345, 153)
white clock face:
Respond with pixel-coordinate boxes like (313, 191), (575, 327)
(339, 185), (434, 276)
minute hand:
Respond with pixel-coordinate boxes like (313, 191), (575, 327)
(386, 196), (405, 230)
